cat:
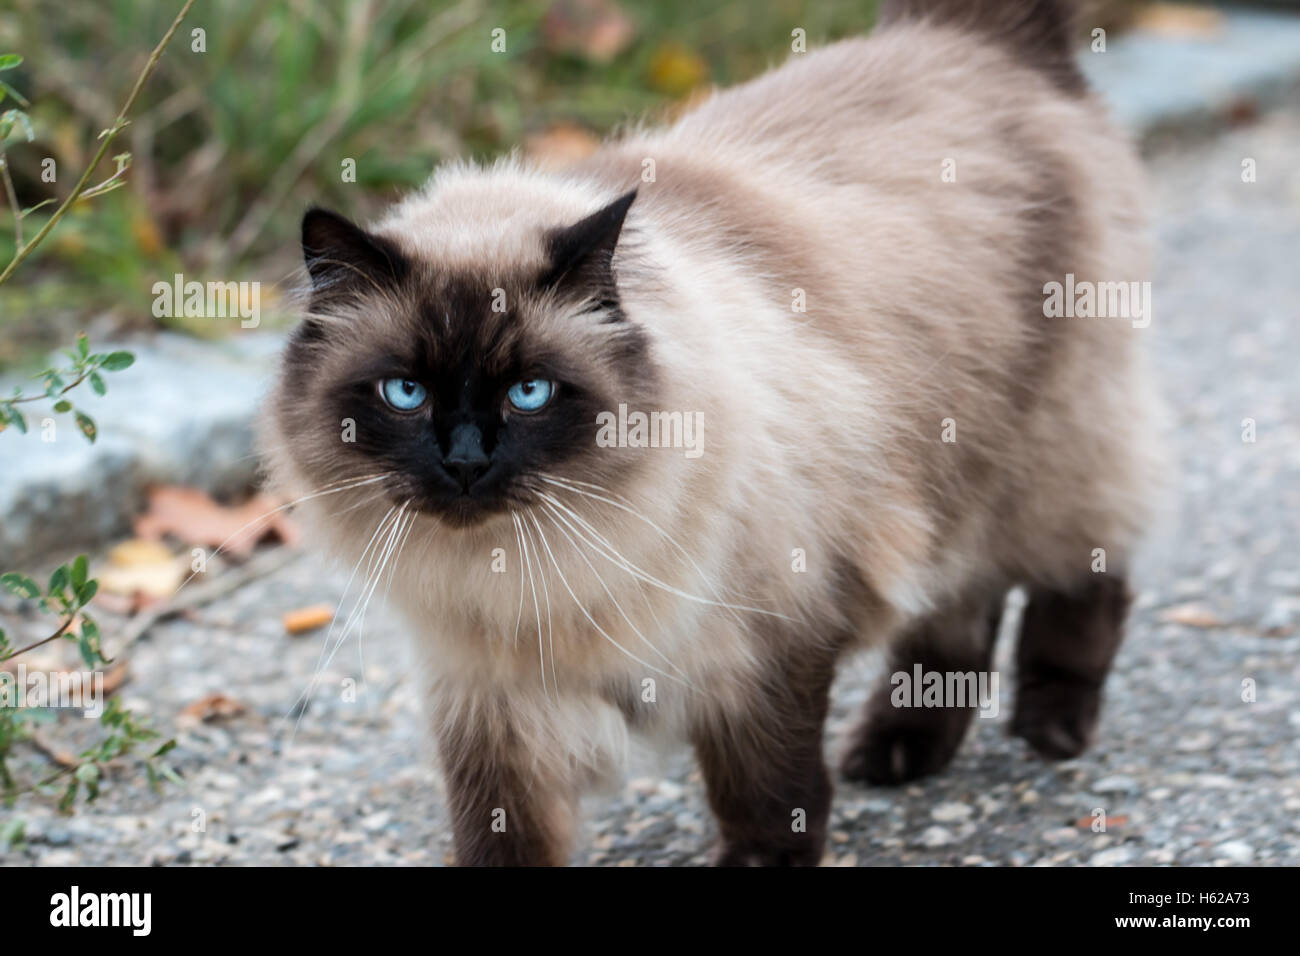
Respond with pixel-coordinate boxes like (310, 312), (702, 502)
(260, 0), (1164, 866)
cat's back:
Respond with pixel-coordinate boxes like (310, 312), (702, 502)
(659, 15), (1104, 183)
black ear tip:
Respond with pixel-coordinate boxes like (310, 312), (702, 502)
(611, 189), (638, 218)
(597, 188), (638, 232)
(301, 206), (347, 245)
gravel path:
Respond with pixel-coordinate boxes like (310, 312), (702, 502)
(5, 110), (1299, 867)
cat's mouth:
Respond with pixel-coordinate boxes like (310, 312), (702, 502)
(431, 495), (509, 528)
(409, 482), (526, 529)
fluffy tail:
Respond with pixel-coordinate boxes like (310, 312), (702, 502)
(878, 0), (1085, 94)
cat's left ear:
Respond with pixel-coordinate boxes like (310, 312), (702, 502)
(540, 190), (637, 297)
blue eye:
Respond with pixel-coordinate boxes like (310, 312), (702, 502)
(507, 379), (553, 412)
(380, 378), (428, 411)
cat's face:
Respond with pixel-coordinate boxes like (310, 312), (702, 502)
(269, 191), (653, 528)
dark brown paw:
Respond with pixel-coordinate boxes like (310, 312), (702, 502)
(840, 714), (969, 785)
(1011, 674), (1102, 760)
(714, 840), (823, 867)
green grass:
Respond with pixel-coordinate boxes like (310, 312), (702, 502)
(0, 0), (885, 363)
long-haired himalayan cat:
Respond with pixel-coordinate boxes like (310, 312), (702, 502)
(261, 0), (1163, 866)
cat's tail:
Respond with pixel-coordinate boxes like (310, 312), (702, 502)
(878, 0), (1085, 95)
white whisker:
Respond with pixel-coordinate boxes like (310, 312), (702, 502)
(281, 501), (399, 741)
(509, 510), (526, 651)
(526, 510), (690, 688)
(513, 511), (548, 700)
(538, 474), (773, 620)
(520, 510), (559, 695)
(176, 472), (392, 598)
(536, 488), (792, 623)
(536, 501), (688, 681)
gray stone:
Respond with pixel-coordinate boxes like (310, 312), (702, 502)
(0, 332), (284, 566)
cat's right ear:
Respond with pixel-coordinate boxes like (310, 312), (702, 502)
(301, 207), (408, 308)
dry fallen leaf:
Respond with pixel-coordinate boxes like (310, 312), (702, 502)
(1158, 602), (1224, 629)
(31, 734), (79, 768)
(179, 692), (247, 724)
(283, 604), (334, 636)
(101, 659), (130, 695)
(135, 486), (298, 558)
(525, 122), (599, 170)
(97, 538), (187, 601)
(107, 538), (175, 566)
(1075, 815), (1129, 829)
(541, 0), (635, 63)
(1131, 3), (1224, 39)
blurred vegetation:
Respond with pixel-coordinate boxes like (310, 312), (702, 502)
(0, 0), (883, 366)
(0, 0), (1155, 366)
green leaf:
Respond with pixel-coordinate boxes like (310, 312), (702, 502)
(52, 399), (71, 413)
(0, 573), (40, 599)
(0, 108), (32, 143)
(89, 372), (106, 396)
(0, 404), (25, 434)
(0, 817), (24, 849)
(48, 564), (69, 596)
(58, 779), (79, 812)
(152, 739), (178, 758)
(99, 351), (135, 372)
(79, 618), (110, 666)
(77, 334), (90, 358)
(78, 630), (94, 668)
(18, 197), (53, 217)
(75, 578), (98, 606)
(74, 411), (96, 443)
(71, 555), (88, 591)
(0, 79), (29, 110)
(0, 55), (21, 71)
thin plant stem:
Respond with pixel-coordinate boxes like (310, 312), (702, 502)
(0, 0), (196, 288)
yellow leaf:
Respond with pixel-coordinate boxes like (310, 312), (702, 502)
(648, 45), (708, 97)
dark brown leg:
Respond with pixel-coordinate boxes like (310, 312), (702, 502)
(841, 593), (1004, 785)
(691, 646), (838, 866)
(436, 698), (577, 867)
(1011, 574), (1131, 760)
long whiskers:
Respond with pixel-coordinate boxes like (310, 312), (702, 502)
(175, 472), (392, 598)
(512, 511), (548, 700)
(535, 485), (793, 623)
(535, 502), (687, 681)
(537, 474), (774, 619)
(281, 499), (410, 742)
(321, 501), (411, 676)
(519, 510), (559, 696)
(525, 509), (692, 689)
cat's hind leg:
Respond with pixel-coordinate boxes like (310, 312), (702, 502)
(1010, 574), (1131, 760)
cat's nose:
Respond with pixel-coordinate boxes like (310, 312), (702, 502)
(444, 423), (490, 491)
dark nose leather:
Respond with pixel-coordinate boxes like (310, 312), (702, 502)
(444, 423), (490, 490)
